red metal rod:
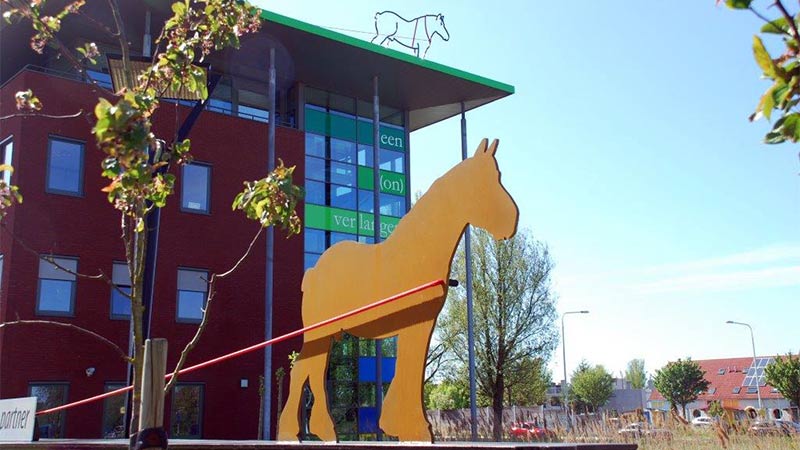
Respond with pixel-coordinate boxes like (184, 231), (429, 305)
(37, 278), (445, 416)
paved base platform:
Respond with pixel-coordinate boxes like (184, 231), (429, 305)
(0, 440), (636, 450)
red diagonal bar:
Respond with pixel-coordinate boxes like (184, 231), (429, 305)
(37, 278), (446, 416)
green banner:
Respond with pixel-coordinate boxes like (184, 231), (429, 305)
(305, 107), (327, 136)
(357, 167), (406, 196)
(305, 204), (400, 239)
(357, 120), (405, 151)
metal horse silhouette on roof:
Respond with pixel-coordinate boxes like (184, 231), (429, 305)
(371, 11), (450, 59)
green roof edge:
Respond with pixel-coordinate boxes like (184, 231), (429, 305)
(260, 10), (515, 96)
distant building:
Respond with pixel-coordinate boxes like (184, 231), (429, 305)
(606, 378), (649, 414)
(648, 357), (795, 421)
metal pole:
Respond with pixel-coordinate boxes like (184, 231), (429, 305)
(726, 321), (762, 411)
(372, 75), (383, 441)
(460, 102), (477, 442)
(562, 310), (589, 433)
(263, 47), (276, 439)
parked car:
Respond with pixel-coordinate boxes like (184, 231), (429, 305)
(509, 421), (555, 440)
(691, 416), (714, 427)
(748, 420), (798, 436)
(618, 422), (672, 440)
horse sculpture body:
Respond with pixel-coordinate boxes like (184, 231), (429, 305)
(371, 11), (449, 58)
(277, 139), (518, 442)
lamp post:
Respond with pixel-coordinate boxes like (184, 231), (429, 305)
(726, 320), (763, 411)
(562, 310), (589, 432)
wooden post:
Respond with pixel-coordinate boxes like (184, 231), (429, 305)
(139, 338), (168, 431)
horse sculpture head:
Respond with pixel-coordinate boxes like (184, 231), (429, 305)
(460, 139), (518, 240)
(434, 14), (450, 41)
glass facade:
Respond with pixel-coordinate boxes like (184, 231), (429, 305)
(302, 87), (406, 440)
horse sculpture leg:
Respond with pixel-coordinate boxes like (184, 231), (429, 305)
(277, 345), (309, 440)
(379, 297), (442, 441)
(304, 337), (337, 441)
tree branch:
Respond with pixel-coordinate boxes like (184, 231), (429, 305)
(0, 320), (130, 362)
(0, 109), (84, 121)
(774, 0), (800, 44)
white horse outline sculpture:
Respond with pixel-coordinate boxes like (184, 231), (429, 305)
(371, 11), (450, 59)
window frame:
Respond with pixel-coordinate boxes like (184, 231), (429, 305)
(45, 136), (85, 197)
(109, 261), (131, 320)
(170, 382), (205, 439)
(28, 382), (69, 439)
(180, 162), (212, 215)
(101, 382), (126, 438)
(36, 255), (78, 317)
(176, 267), (208, 323)
(1, 136), (13, 185)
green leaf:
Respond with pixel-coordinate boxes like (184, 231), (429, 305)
(761, 17), (790, 34)
(725, 0), (752, 9)
(753, 35), (775, 78)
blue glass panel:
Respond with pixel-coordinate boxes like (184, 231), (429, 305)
(380, 193), (406, 217)
(305, 134), (326, 158)
(305, 229), (326, 254)
(305, 180), (325, 205)
(358, 236), (375, 244)
(47, 139), (82, 194)
(181, 164), (210, 212)
(207, 98), (233, 115)
(238, 104), (269, 123)
(330, 185), (356, 210)
(357, 356), (396, 383)
(305, 156), (325, 182)
(357, 144), (374, 167)
(329, 162), (355, 186)
(330, 232), (357, 246)
(111, 286), (131, 318)
(358, 189), (374, 213)
(358, 407), (378, 434)
(331, 139), (356, 163)
(38, 279), (73, 313)
(304, 253), (320, 271)
(380, 149), (404, 173)
(177, 290), (205, 321)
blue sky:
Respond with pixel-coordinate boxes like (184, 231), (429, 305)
(262, 1), (799, 381)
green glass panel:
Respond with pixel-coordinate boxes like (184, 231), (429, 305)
(357, 167), (406, 196)
(330, 114), (357, 142)
(357, 120), (406, 151)
(357, 212), (400, 239)
(305, 204), (358, 235)
(305, 107), (327, 135)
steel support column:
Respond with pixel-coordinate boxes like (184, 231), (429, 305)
(372, 75), (384, 441)
(461, 102), (477, 442)
(263, 47), (277, 439)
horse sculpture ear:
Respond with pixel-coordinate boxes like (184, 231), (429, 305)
(487, 139), (499, 157)
(474, 138), (489, 157)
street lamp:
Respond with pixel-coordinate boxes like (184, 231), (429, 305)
(726, 320), (763, 411)
(562, 310), (589, 432)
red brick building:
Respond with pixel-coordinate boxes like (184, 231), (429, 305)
(0, 1), (512, 440)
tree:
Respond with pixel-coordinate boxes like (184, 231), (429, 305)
(765, 352), (800, 420)
(653, 358), (710, 419)
(720, 1), (800, 149)
(436, 228), (558, 441)
(1, 0), (301, 439)
(625, 358), (647, 389)
(505, 356), (551, 407)
(570, 363), (614, 414)
(426, 380), (470, 411)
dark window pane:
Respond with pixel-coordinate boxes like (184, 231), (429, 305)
(30, 384), (67, 438)
(170, 384), (203, 438)
(111, 286), (131, 319)
(305, 133), (325, 158)
(305, 229), (326, 254)
(181, 164), (210, 213)
(305, 180), (325, 205)
(306, 156), (325, 182)
(329, 162), (355, 186)
(102, 384), (126, 438)
(330, 185), (356, 210)
(177, 291), (205, 321)
(47, 138), (83, 194)
(331, 139), (356, 163)
(38, 279), (74, 313)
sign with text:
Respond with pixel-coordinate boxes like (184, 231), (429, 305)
(305, 106), (406, 151)
(357, 167), (406, 196)
(0, 397), (36, 441)
(305, 204), (400, 239)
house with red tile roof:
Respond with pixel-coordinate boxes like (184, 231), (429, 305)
(648, 357), (796, 421)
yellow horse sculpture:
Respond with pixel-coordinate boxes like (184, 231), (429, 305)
(277, 138), (518, 442)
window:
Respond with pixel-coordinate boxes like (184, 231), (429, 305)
(305, 180), (325, 205)
(102, 383), (126, 438)
(330, 185), (356, 210)
(110, 262), (131, 319)
(732, 386), (741, 394)
(37, 256), (77, 315)
(330, 139), (356, 163)
(717, 368), (726, 375)
(1, 137), (13, 185)
(380, 193), (406, 218)
(170, 384), (204, 438)
(379, 149), (404, 173)
(29, 383), (68, 438)
(746, 387), (759, 394)
(46, 137), (84, 196)
(177, 269), (207, 322)
(181, 163), (211, 213)
(708, 387), (717, 394)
